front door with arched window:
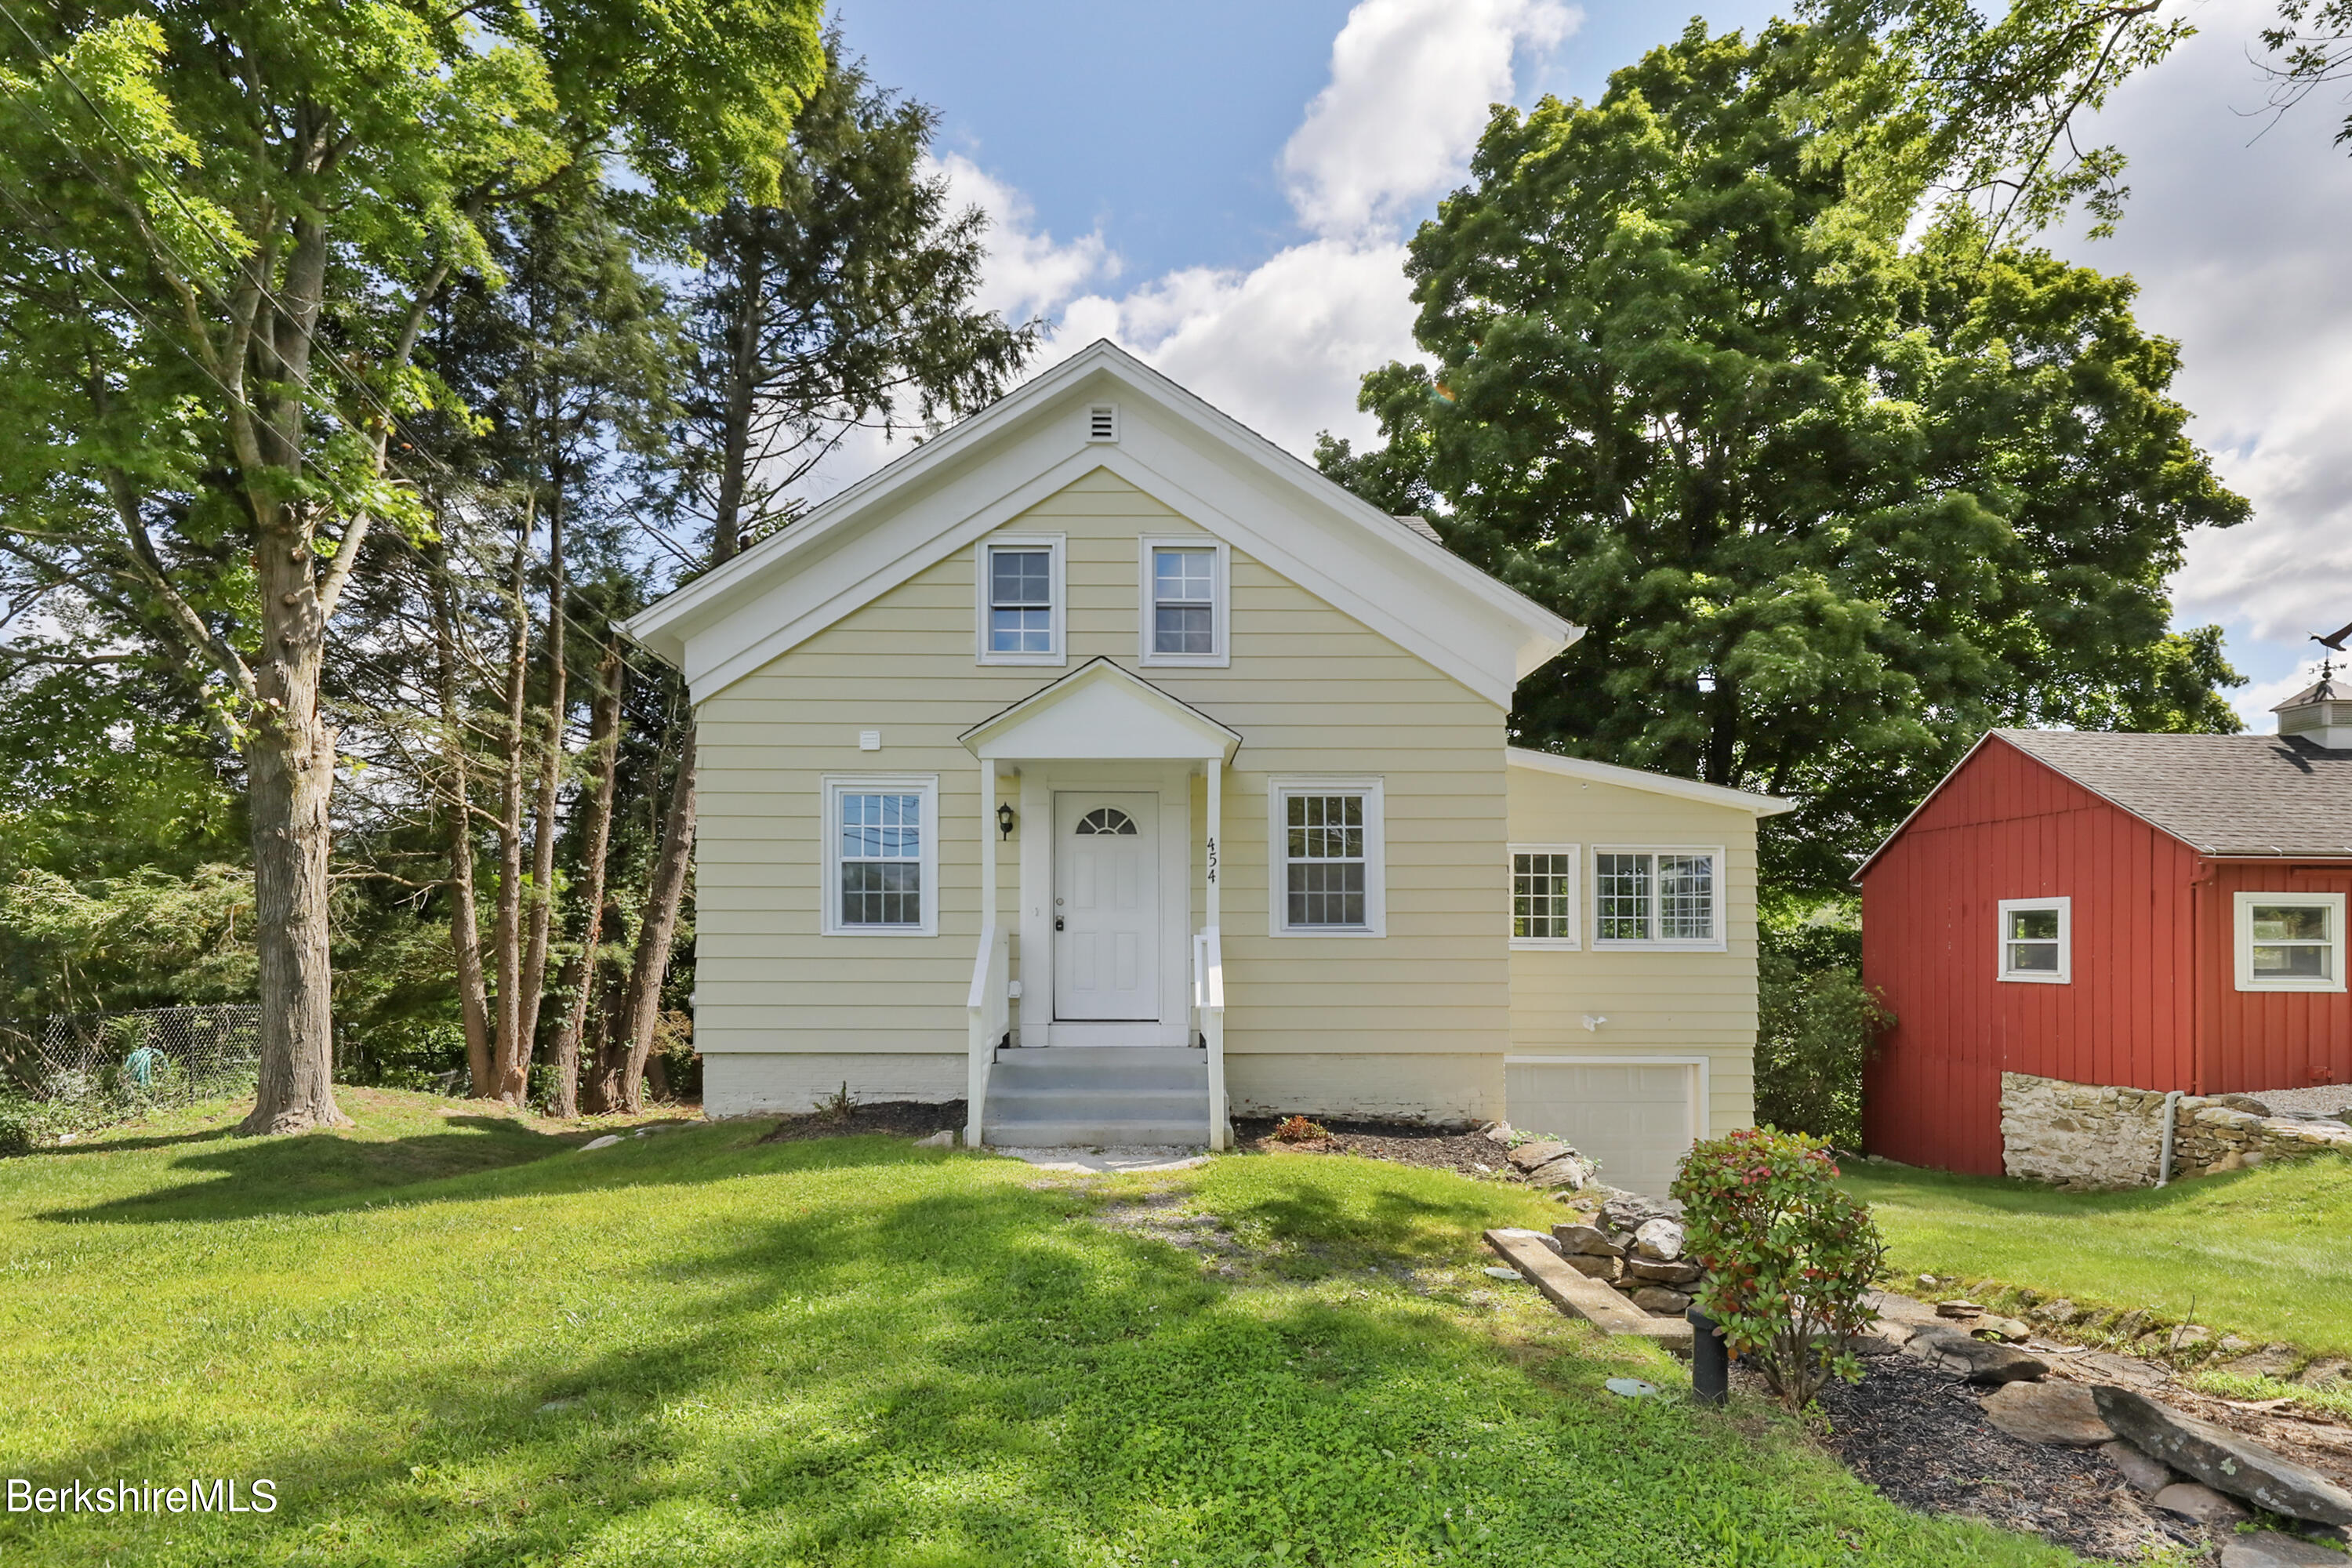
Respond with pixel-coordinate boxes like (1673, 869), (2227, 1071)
(1053, 793), (1160, 1022)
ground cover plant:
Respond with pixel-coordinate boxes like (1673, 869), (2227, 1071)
(0, 1091), (2085, 1566)
(1842, 1156), (2352, 1356)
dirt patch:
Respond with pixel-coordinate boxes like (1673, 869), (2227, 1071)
(2039, 1352), (2352, 1492)
(757, 1100), (965, 1145)
(1794, 1352), (2200, 1562)
(1230, 1115), (1507, 1176)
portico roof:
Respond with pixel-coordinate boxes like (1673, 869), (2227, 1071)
(959, 658), (1241, 764)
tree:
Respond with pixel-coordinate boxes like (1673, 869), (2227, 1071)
(594, 41), (1036, 1112)
(1320, 23), (2247, 896)
(0, 0), (821, 1131)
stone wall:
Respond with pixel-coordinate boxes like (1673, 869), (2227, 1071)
(1999, 1072), (2352, 1190)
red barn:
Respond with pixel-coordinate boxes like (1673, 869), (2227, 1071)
(1857, 680), (2352, 1175)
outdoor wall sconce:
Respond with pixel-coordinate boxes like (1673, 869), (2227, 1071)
(996, 802), (1017, 840)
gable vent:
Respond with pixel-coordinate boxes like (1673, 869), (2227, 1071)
(1086, 403), (1119, 442)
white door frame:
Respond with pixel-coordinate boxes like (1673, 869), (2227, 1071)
(1017, 760), (1193, 1047)
(1502, 1054), (1710, 1149)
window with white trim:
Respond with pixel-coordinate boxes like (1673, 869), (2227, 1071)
(2235, 892), (2347, 992)
(1996, 897), (2071, 983)
(1269, 778), (1385, 935)
(1592, 848), (1722, 947)
(976, 535), (1064, 665)
(822, 775), (938, 936)
(1138, 535), (1229, 666)
(1510, 845), (1579, 948)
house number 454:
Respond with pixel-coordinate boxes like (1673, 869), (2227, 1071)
(1207, 836), (1218, 884)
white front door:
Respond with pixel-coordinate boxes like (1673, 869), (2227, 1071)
(1054, 792), (1160, 1022)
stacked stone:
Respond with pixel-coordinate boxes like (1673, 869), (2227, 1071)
(1490, 1127), (1599, 1192)
(1550, 1194), (1702, 1318)
(1999, 1072), (2352, 1190)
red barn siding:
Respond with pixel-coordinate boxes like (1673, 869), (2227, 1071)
(2206, 861), (2352, 1094)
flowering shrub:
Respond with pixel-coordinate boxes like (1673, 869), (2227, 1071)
(1671, 1126), (1887, 1410)
(1271, 1115), (1330, 1143)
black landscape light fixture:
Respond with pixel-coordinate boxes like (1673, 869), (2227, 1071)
(996, 801), (1017, 840)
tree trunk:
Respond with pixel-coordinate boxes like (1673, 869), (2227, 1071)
(428, 538), (494, 1096)
(489, 511), (532, 1102)
(612, 725), (695, 1112)
(517, 493), (567, 1073)
(546, 642), (622, 1119)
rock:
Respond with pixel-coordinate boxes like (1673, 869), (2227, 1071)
(579, 1134), (622, 1151)
(1623, 1257), (1704, 1286)
(1525, 1153), (1596, 1190)
(1633, 1219), (1686, 1261)
(2300, 1359), (2348, 1389)
(1483, 1266), (1523, 1281)
(1565, 1252), (1624, 1283)
(2217, 1334), (2256, 1356)
(1605, 1377), (1661, 1399)
(2152, 1481), (2252, 1526)
(2158, 1325), (2214, 1357)
(2111, 1308), (2153, 1342)
(2092, 1385), (2352, 1525)
(2100, 1439), (2176, 1495)
(2031, 1298), (2082, 1326)
(1980, 1381), (2114, 1446)
(1599, 1193), (1685, 1232)
(913, 1130), (955, 1149)
(1480, 1120), (1514, 1145)
(2071, 1349), (2170, 1389)
(1631, 1286), (1691, 1316)
(1974, 1316), (2033, 1343)
(1864, 1289), (1943, 1325)
(2220, 1534), (2352, 1568)
(2219, 1094), (2274, 1116)
(1903, 1325), (2049, 1385)
(1936, 1299), (1987, 1318)
(1508, 1138), (1570, 1172)
(2220, 1347), (2304, 1380)
(1552, 1223), (1619, 1257)
(1490, 1226), (1562, 1256)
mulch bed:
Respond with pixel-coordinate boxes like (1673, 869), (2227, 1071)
(757, 1099), (966, 1145)
(1229, 1115), (1506, 1174)
(1792, 1352), (2201, 1562)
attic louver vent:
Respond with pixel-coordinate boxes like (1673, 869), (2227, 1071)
(1086, 403), (1118, 442)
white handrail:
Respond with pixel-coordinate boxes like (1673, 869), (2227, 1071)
(966, 921), (1007, 1146)
(1194, 925), (1227, 1151)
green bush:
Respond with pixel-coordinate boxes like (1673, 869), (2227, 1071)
(1673, 1126), (1889, 1410)
(0, 1098), (29, 1156)
(1756, 922), (1893, 1147)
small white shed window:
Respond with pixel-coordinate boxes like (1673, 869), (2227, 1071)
(1269, 778), (1385, 936)
(822, 775), (938, 936)
(1997, 897), (2071, 983)
(1138, 535), (1229, 666)
(976, 535), (1065, 665)
(1510, 844), (1579, 949)
(1592, 848), (1722, 949)
(2235, 892), (2346, 992)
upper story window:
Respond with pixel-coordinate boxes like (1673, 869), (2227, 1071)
(1997, 897), (2071, 983)
(1138, 535), (1229, 666)
(822, 775), (938, 937)
(1269, 777), (1385, 937)
(1511, 845), (1579, 949)
(2235, 892), (2346, 992)
(976, 535), (1065, 666)
(1592, 848), (1722, 949)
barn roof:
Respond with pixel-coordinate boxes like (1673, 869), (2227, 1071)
(1858, 729), (2352, 877)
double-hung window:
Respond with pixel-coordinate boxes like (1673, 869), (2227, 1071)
(1592, 847), (1722, 948)
(1269, 778), (1384, 935)
(1510, 845), (1579, 948)
(977, 535), (1064, 665)
(1138, 535), (1229, 666)
(2235, 892), (2347, 992)
(822, 776), (938, 936)
(1996, 898), (2071, 983)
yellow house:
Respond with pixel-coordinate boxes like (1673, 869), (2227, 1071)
(624, 342), (1788, 1192)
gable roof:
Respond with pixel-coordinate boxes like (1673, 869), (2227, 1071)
(960, 658), (1241, 763)
(621, 341), (1577, 708)
(1857, 729), (2352, 876)
(1505, 747), (1795, 816)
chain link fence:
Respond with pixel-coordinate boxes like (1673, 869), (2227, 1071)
(0, 1005), (263, 1143)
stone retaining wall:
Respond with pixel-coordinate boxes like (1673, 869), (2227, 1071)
(1999, 1072), (2352, 1190)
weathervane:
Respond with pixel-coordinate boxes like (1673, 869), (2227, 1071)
(2314, 619), (2351, 686)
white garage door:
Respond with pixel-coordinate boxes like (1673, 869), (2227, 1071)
(1505, 1059), (1697, 1198)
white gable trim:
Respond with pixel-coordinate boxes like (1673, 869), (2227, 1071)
(960, 657), (1241, 762)
(1506, 746), (1795, 817)
(623, 341), (1578, 709)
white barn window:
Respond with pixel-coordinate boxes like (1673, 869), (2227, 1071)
(1996, 897), (2071, 983)
(2235, 892), (2346, 992)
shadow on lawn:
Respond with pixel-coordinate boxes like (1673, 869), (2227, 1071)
(1841, 1163), (2274, 1220)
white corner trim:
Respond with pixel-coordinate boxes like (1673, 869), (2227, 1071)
(1508, 841), (1581, 949)
(1267, 775), (1386, 938)
(1588, 844), (1728, 952)
(1502, 1053), (1711, 1145)
(2233, 890), (2347, 993)
(820, 774), (941, 938)
(1995, 895), (2071, 985)
(1506, 747), (1794, 817)
(1136, 533), (1231, 668)
(975, 533), (1067, 666)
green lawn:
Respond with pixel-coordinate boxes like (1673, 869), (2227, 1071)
(1842, 1157), (2352, 1356)
(0, 1091), (2077, 1567)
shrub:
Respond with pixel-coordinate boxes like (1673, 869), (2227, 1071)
(1671, 1126), (1889, 1410)
(1271, 1115), (1329, 1143)
(1755, 921), (1893, 1147)
(0, 1098), (30, 1157)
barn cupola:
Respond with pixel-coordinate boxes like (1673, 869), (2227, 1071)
(2274, 662), (2352, 750)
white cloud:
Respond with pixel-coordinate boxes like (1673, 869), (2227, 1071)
(928, 152), (1118, 325)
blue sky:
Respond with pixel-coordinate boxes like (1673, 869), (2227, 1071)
(828, 0), (2352, 728)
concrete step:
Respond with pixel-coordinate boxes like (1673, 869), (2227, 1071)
(982, 1118), (1212, 1148)
(988, 1085), (1208, 1120)
(990, 1047), (1207, 1092)
(982, 1046), (1212, 1146)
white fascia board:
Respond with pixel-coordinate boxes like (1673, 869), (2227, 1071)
(960, 659), (1240, 762)
(1505, 746), (1796, 817)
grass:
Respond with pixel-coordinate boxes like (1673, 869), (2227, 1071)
(0, 1090), (2082, 1567)
(1842, 1156), (2352, 1356)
